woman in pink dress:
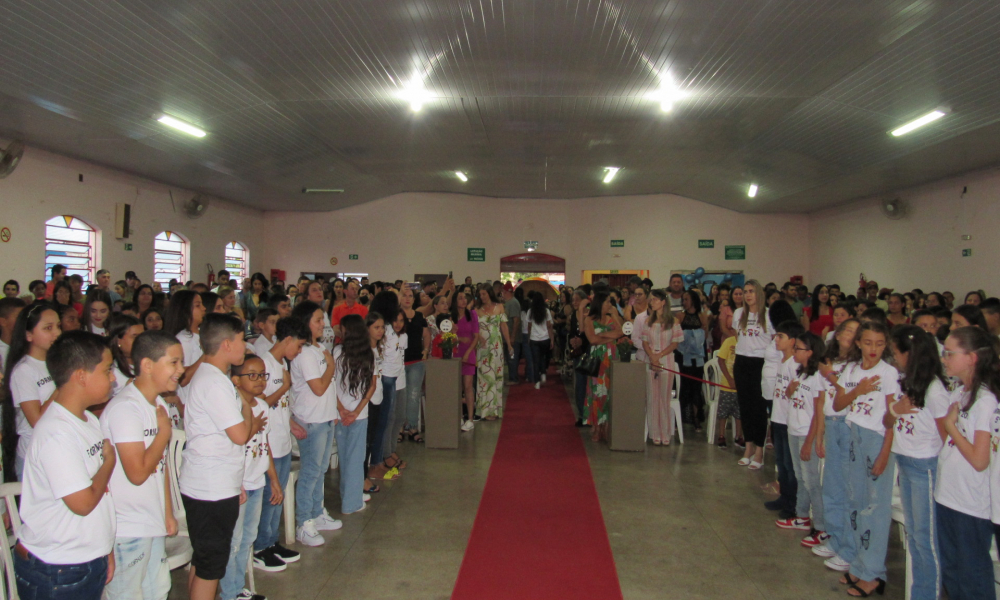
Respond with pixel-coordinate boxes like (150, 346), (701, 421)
(640, 289), (685, 445)
(451, 291), (479, 430)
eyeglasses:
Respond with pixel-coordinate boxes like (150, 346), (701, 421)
(941, 350), (966, 359)
(237, 372), (269, 381)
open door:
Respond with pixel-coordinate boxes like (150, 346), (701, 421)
(500, 253), (566, 287)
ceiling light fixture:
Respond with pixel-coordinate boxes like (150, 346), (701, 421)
(890, 110), (947, 137)
(747, 183), (759, 198)
(302, 188), (345, 193)
(644, 77), (689, 113)
(455, 171), (468, 182)
(603, 167), (621, 183)
(395, 75), (435, 112)
(157, 115), (206, 138)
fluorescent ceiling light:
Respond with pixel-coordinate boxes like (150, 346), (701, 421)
(747, 183), (758, 198)
(395, 76), (435, 112)
(302, 188), (345, 193)
(645, 79), (689, 113)
(455, 171), (468, 182)
(890, 110), (947, 137)
(157, 115), (206, 137)
(603, 167), (621, 183)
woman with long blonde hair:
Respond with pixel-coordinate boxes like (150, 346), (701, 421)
(732, 279), (773, 469)
(640, 289), (684, 445)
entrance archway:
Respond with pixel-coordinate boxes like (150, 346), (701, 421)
(500, 253), (566, 288)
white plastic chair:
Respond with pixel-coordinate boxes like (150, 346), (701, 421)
(670, 399), (684, 444)
(0, 482), (21, 600)
(283, 467), (299, 546)
(165, 429), (193, 570)
(701, 358), (722, 443)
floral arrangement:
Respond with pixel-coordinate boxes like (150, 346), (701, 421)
(439, 332), (459, 352)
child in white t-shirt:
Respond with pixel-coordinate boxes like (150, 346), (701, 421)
(782, 332), (828, 547)
(764, 321), (803, 519)
(163, 290), (208, 430)
(4, 302), (60, 480)
(883, 325), (951, 600)
(251, 309), (279, 357)
(253, 317), (308, 570)
(179, 313), (261, 600)
(334, 314), (379, 516)
(101, 330), (183, 600)
(105, 313), (144, 402)
(828, 321), (900, 594)
(937, 326), (999, 600)
(220, 354), (284, 600)
(16, 331), (117, 600)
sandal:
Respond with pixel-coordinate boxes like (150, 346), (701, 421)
(407, 430), (424, 443)
(384, 455), (408, 470)
(382, 467), (400, 480)
(737, 457), (752, 466)
(846, 579), (885, 597)
(839, 574), (859, 586)
(363, 480), (380, 494)
(748, 460), (764, 470)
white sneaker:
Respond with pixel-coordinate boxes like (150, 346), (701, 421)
(235, 589), (266, 600)
(296, 520), (325, 546)
(329, 452), (339, 470)
(363, 493), (371, 502)
(314, 509), (343, 531)
(534, 382), (541, 389)
(461, 420), (475, 432)
(824, 555), (850, 571)
(812, 543), (836, 558)
(541, 374), (546, 383)
(343, 500), (367, 515)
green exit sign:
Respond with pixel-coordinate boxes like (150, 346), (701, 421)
(610, 239), (625, 248)
(698, 239), (714, 249)
(962, 248), (972, 257)
(124, 243), (133, 251)
(349, 254), (358, 260)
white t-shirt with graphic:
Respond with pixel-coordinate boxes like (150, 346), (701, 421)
(243, 398), (270, 491)
(761, 338), (784, 400)
(261, 351), (292, 458)
(771, 356), (796, 425)
(176, 330), (202, 367)
(732, 308), (774, 358)
(290, 344), (337, 424)
(990, 402), (1000, 524)
(10, 355), (56, 460)
(842, 360), (901, 435)
(20, 403), (116, 564)
(180, 363), (245, 501)
(937, 386), (997, 520)
(382, 328), (406, 379)
(333, 346), (372, 420)
(787, 370), (825, 437)
(252, 335), (275, 357)
(891, 379), (950, 459)
(824, 361), (852, 417)
(100, 382), (169, 538)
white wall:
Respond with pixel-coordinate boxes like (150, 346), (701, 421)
(262, 192), (811, 286)
(0, 147), (265, 287)
(809, 167), (1000, 295)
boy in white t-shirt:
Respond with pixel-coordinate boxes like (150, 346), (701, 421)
(220, 355), (284, 600)
(179, 314), (263, 600)
(101, 330), (184, 600)
(251, 309), (278, 357)
(16, 331), (117, 600)
(766, 321), (804, 519)
(253, 317), (308, 571)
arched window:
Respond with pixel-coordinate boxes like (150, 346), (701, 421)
(154, 231), (188, 286)
(224, 241), (249, 282)
(45, 215), (97, 284)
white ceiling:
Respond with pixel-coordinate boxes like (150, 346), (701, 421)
(1, 0), (999, 212)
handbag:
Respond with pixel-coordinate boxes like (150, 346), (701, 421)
(574, 352), (602, 377)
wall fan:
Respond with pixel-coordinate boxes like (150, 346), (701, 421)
(184, 195), (210, 218)
(880, 197), (906, 220)
(0, 140), (25, 179)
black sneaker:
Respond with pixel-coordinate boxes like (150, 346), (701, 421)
(252, 548), (287, 572)
(269, 542), (300, 563)
(575, 419), (587, 427)
(716, 437), (727, 448)
(473, 413), (482, 422)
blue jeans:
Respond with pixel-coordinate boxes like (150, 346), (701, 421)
(220, 487), (263, 600)
(371, 376), (396, 467)
(789, 434), (824, 530)
(254, 453), (291, 552)
(823, 416), (853, 561)
(335, 418), (368, 514)
(772, 423), (797, 513)
(403, 361), (426, 429)
(104, 536), (169, 600)
(937, 502), (995, 600)
(847, 424), (894, 582)
(894, 454), (940, 600)
(15, 552), (108, 600)
(574, 370), (587, 420)
(296, 420), (335, 526)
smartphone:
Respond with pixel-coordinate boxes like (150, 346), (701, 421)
(448, 270), (453, 279)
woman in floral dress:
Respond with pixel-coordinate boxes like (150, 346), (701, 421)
(476, 284), (513, 420)
(584, 291), (621, 442)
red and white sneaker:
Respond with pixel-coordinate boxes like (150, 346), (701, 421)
(801, 530), (830, 547)
(775, 517), (812, 531)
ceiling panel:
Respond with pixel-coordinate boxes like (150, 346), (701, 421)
(0, 0), (997, 212)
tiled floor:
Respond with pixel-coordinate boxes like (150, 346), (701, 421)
(170, 379), (905, 599)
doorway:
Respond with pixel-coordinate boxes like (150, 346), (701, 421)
(500, 253), (566, 287)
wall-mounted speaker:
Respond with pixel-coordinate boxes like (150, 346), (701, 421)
(115, 203), (132, 239)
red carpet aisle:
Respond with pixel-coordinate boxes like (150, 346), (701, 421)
(451, 377), (624, 600)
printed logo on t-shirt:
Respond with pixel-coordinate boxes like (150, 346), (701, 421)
(246, 435), (269, 461)
(896, 414), (918, 436)
(991, 409), (1000, 454)
(36, 375), (53, 388)
(87, 439), (104, 458)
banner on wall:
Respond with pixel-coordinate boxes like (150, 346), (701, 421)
(671, 269), (745, 295)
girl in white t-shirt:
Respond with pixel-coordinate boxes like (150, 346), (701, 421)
(334, 314), (379, 516)
(936, 326), (999, 600)
(525, 293), (555, 389)
(829, 321), (899, 595)
(162, 290), (207, 427)
(370, 308), (407, 477)
(732, 280), (774, 467)
(82, 290), (112, 336)
(363, 312), (386, 494)
(106, 313), (143, 402)
(883, 325), (950, 600)
(1, 302), (60, 480)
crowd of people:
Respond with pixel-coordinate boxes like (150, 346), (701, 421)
(2, 263), (998, 600)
